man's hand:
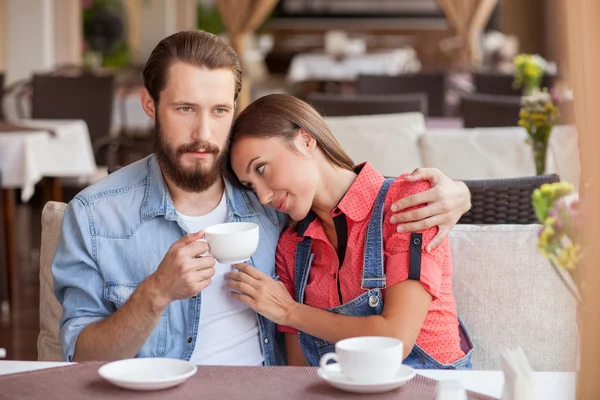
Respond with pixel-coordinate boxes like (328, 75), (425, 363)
(389, 168), (471, 252)
(147, 231), (216, 309)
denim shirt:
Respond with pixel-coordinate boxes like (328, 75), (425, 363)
(52, 155), (287, 364)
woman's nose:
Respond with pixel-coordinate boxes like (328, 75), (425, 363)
(256, 186), (274, 205)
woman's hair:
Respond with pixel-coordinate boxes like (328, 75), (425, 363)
(226, 94), (354, 185)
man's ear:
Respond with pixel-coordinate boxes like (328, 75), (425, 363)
(140, 88), (156, 120)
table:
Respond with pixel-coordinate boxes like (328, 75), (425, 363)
(0, 119), (97, 309)
(287, 49), (421, 83)
(0, 361), (576, 399)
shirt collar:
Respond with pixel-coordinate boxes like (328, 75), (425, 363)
(295, 162), (384, 237)
(334, 162), (385, 222)
(141, 154), (257, 222)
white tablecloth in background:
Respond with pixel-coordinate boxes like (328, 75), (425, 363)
(287, 49), (421, 83)
(0, 361), (576, 399)
(0, 119), (97, 201)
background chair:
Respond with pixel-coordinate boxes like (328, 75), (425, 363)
(461, 93), (522, 128)
(37, 201), (66, 361)
(31, 72), (116, 166)
(357, 72), (446, 116)
(307, 92), (428, 117)
(459, 174), (561, 225)
(473, 71), (555, 96)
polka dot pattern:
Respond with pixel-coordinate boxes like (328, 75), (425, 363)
(276, 162), (465, 364)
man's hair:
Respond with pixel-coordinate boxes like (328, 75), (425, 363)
(142, 30), (242, 105)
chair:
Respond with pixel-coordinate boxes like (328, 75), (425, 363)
(459, 174), (560, 225)
(357, 72), (446, 116)
(38, 201), (67, 361)
(31, 73), (116, 166)
(307, 92), (428, 117)
(461, 93), (522, 128)
(474, 71), (555, 96)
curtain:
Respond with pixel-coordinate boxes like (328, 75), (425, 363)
(216, 0), (279, 110)
(437, 0), (498, 67)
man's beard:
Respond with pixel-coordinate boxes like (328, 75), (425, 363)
(154, 115), (227, 193)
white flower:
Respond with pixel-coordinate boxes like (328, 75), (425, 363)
(532, 54), (548, 70)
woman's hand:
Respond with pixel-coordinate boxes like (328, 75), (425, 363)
(225, 263), (297, 326)
(390, 168), (471, 251)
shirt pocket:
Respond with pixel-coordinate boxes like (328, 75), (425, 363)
(103, 281), (168, 358)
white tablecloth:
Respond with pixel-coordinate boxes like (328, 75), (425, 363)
(0, 361), (576, 399)
(0, 119), (97, 201)
(287, 49), (422, 83)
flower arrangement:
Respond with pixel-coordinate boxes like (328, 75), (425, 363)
(513, 54), (552, 95)
(518, 91), (560, 175)
(532, 181), (582, 300)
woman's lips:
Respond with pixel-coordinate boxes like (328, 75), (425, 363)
(275, 193), (288, 212)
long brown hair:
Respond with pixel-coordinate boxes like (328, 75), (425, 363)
(227, 94), (354, 184)
(142, 30), (242, 105)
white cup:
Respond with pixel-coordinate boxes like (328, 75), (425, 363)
(319, 336), (403, 384)
(204, 222), (259, 264)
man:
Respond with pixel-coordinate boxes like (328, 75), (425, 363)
(53, 30), (471, 365)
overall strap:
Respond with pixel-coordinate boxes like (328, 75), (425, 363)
(361, 178), (394, 289)
(294, 238), (314, 305)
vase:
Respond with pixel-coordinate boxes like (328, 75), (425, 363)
(529, 125), (553, 175)
(523, 77), (542, 96)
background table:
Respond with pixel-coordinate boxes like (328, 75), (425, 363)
(0, 119), (97, 310)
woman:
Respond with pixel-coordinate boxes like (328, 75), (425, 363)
(225, 94), (473, 369)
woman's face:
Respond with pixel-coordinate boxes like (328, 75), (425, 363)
(230, 132), (320, 221)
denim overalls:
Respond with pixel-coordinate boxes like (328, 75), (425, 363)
(294, 178), (474, 369)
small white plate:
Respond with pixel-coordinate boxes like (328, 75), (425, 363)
(98, 358), (197, 391)
(317, 364), (416, 394)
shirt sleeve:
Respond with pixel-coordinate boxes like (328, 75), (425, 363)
(275, 232), (298, 334)
(383, 178), (448, 299)
(52, 198), (114, 361)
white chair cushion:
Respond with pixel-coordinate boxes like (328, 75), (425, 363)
(324, 112), (425, 176)
(450, 224), (578, 371)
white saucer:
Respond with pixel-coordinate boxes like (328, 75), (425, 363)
(98, 358), (197, 391)
(317, 364), (416, 394)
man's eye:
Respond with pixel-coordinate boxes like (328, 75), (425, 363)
(178, 107), (193, 113)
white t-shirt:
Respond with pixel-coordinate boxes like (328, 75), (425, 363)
(178, 193), (264, 366)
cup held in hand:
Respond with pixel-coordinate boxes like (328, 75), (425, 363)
(204, 222), (259, 264)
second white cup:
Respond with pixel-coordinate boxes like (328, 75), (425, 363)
(319, 336), (403, 384)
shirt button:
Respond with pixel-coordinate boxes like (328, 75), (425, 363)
(413, 238), (421, 245)
(264, 338), (269, 344)
(187, 337), (192, 343)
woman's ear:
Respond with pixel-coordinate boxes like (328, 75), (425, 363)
(140, 88), (156, 120)
(297, 128), (317, 154)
